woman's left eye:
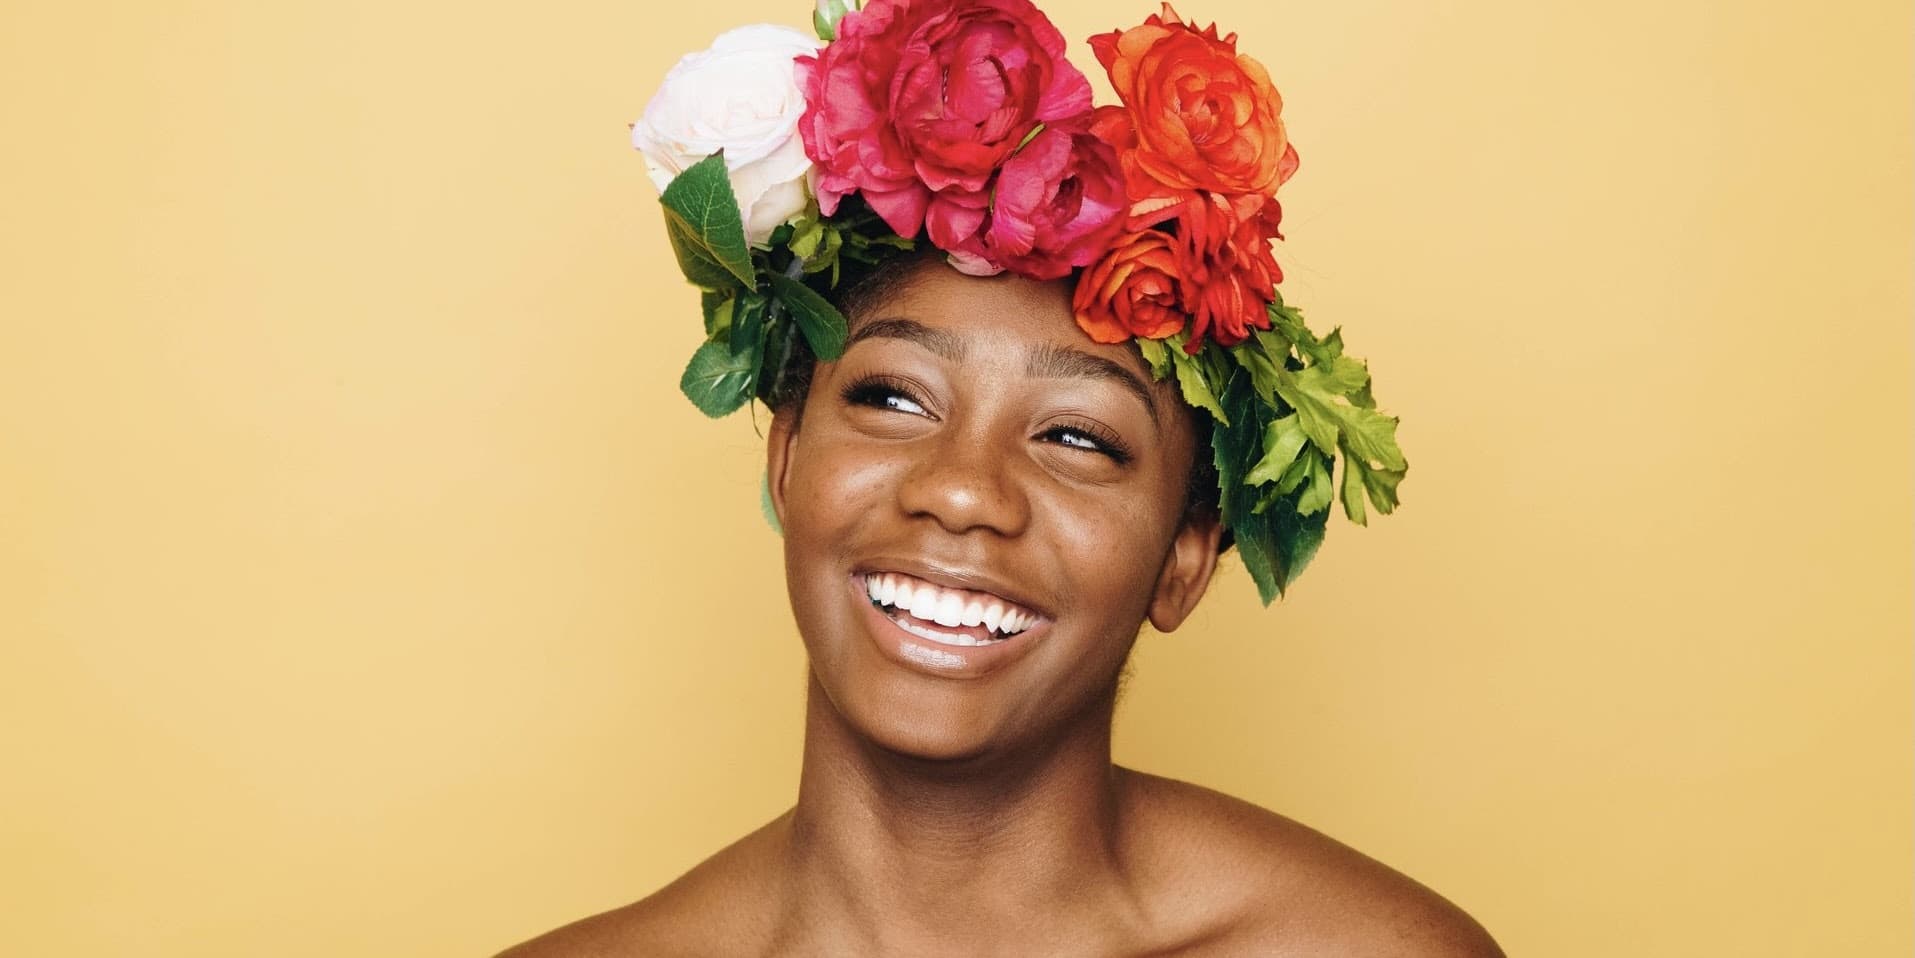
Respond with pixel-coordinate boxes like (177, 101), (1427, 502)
(1039, 426), (1131, 464)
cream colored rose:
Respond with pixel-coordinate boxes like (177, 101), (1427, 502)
(631, 25), (820, 247)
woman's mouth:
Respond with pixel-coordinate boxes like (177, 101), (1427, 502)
(861, 571), (1041, 647)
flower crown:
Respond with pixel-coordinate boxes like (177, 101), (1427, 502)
(631, 0), (1406, 604)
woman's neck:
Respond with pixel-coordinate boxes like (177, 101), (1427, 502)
(773, 671), (1145, 954)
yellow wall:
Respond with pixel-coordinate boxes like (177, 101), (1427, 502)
(2, 0), (1908, 954)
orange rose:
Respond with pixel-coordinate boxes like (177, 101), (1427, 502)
(1089, 4), (1299, 198)
(1072, 230), (1189, 344)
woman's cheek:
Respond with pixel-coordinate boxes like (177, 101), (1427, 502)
(789, 429), (908, 540)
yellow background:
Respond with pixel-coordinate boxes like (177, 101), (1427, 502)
(2, 0), (1909, 954)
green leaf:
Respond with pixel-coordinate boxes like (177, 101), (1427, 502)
(730, 293), (769, 359)
(1274, 447), (1314, 495)
(1296, 448), (1335, 517)
(678, 338), (755, 418)
(1264, 298), (1341, 368)
(660, 153), (755, 289)
(1170, 349), (1229, 425)
(768, 272), (848, 361)
(1135, 337), (1172, 380)
(701, 290), (735, 337)
(1245, 413), (1309, 487)
(757, 320), (797, 405)
(1273, 365), (1408, 474)
(1275, 504), (1329, 594)
(1233, 338), (1284, 406)
(1233, 485), (1331, 605)
(1233, 513), (1282, 605)
(804, 227), (844, 279)
(1340, 450), (1369, 526)
(1208, 373), (1260, 520)
(1341, 441), (1407, 519)
(788, 216), (826, 261)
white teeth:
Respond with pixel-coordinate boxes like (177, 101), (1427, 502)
(961, 600), (984, 627)
(933, 593), (963, 627)
(910, 586), (938, 618)
(895, 618), (983, 646)
(861, 572), (1042, 638)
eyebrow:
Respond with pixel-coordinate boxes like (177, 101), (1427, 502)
(1025, 341), (1161, 429)
(845, 317), (966, 363)
(845, 316), (1161, 429)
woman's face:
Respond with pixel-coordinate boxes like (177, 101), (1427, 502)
(767, 261), (1220, 761)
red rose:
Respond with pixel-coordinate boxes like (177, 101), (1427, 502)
(1175, 192), (1285, 348)
(1073, 192), (1286, 349)
(926, 127), (1126, 280)
(796, 0), (1094, 238)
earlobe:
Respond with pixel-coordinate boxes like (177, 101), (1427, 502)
(1147, 513), (1224, 632)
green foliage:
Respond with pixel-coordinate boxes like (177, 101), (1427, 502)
(1151, 295), (1406, 606)
(768, 272), (849, 361)
(1135, 337), (1172, 379)
(679, 338), (756, 418)
(1245, 413), (1308, 487)
(659, 153), (755, 290)
(728, 292), (769, 359)
(658, 166), (899, 418)
(1169, 347), (1229, 425)
(701, 290), (734, 337)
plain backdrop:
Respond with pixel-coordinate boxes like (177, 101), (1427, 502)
(2, 0), (1910, 954)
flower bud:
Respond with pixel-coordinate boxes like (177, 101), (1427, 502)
(813, 0), (859, 41)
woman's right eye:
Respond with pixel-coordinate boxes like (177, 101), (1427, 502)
(843, 381), (928, 416)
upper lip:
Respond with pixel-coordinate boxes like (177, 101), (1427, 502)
(853, 558), (1053, 622)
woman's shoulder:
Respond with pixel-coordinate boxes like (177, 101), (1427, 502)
(491, 814), (787, 958)
(495, 774), (1503, 958)
(1117, 766), (1504, 957)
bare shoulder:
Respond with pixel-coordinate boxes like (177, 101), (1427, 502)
(491, 813), (788, 958)
(1119, 768), (1504, 958)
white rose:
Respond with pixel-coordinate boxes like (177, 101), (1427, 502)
(631, 24), (820, 247)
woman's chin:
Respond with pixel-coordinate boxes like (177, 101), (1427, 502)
(832, 682), (1024, 765)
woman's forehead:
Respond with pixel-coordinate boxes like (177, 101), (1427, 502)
(848, 262), (1149, 374)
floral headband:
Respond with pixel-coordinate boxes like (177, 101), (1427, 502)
(631, 0), (1407, 604)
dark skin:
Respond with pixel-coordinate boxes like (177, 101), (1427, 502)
(499, 262), (1503, 957)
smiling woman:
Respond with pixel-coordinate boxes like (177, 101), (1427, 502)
(497, 267), (1500, 955)
(498, 0), (1500, 954)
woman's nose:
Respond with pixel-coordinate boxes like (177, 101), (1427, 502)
(894, 427), (1032, 539)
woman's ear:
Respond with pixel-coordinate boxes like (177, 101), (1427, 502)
(1148, 510), (1224, 632)
(765, 407), (800, 530)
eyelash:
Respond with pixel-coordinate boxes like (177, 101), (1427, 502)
(840, 375), (1133, 464)
(841, 375), (928, 415)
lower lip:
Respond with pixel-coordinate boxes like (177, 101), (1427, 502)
(850, 576), (1046, 678)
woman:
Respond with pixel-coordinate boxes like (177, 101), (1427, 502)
(504, 0), (1502, 952)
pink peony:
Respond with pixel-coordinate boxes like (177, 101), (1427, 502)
(926, 127), (1126, 280)
(795, 0), (1094, 238)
